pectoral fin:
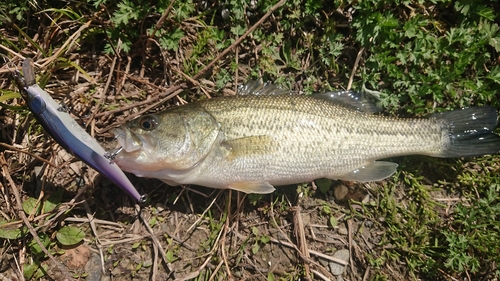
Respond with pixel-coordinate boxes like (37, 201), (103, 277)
(228, 181), (276, 194)
(335, 161), (398, 182)
(222, 135), (275, 161)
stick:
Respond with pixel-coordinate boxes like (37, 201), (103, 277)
(0, 142), (57, 167)
(347, 47), (364, 90)
(136, 205), (173, 272)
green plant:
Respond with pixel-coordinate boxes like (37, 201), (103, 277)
(351, 1), (500, 114)
(250, 226), (270, 254)
(442, 185), (500, 274)
(0, 189), (85, 280)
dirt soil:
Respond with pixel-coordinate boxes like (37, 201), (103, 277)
(0, 163), (406, 281)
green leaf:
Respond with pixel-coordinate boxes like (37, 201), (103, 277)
(489, 36), (500, 52)
(315, 178), (331, 194)
(158, 27), (184, 51)
(404, 20), (417, 38)
(0, 90), (21, 102)
(56, 226), (85, 246)
(23, 197), (42, 216)
(43, 189), (64, 214)
(230, 24), (246, 36)
(112, 0), (142, 25)
(329, 216), (338, 228)
(477, 7), (495, 21)
(252, 242), (260, 254)
(251, 226), (259, 236)
(0, 227), (22, 239)
(166, 249), (178, 262)
(28, 233), (50, 257)
(487, 66), (500, 84)
(40, 8), (82, 21)
(260, 235), (270, 244)
(0, 221), (27, 239)
(23, 263), (47, 280)
(149, 216), (157, 227)
(322, 205), (331, 215)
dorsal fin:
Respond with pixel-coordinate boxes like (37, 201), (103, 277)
(313, 91), (382, 113)
(237, 80), (290, 96)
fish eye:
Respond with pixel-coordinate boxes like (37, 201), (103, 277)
(138, 115), (158, 131)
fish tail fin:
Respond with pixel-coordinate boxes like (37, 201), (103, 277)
(434, 106), (500, 157)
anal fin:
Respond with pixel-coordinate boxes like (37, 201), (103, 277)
(335, 161), (398, 182)
(228, 181), (276, 194)
(160, 179), (181, 186)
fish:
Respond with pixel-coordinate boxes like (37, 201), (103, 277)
(111, 81), (500, 194)
(12, 58), (145, 202)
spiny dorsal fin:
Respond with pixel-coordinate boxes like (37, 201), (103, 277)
(313, 91), (382, 113)
(237, 81), (290, 96)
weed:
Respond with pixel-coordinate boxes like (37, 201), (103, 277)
(441, 173), (500, 277)
(250, 226), (270, 254)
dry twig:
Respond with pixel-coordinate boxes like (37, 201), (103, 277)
(0, 143), (57, 168)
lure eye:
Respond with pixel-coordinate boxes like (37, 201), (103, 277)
(138, 115), (158, 131)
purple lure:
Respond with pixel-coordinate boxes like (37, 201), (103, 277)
(13, 59), (144, 203)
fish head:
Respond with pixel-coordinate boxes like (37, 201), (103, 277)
(111, 109), (220, 175)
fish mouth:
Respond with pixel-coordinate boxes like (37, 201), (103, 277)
(111, 126), (144, 153)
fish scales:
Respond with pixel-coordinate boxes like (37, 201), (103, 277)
(109, 81), (500, 194)
(201, 94), (446, 159)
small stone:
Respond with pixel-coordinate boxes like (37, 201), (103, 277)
(318, 258), (329, 268)
(61, 244), (90, 269)
(329, 249), (350, 276)
(333, 185), (348, 201)
(337, 227), (348, 235)
(84, 253), (102, 281)
(361, 193), (370, 203)
(154, 203), (165, 213)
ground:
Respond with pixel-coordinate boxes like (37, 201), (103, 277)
(1, 1), (500, 280)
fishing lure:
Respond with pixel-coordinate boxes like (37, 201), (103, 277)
(12, 58), (145, 202)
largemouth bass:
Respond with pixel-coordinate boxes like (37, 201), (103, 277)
(111, 82), (500, 194)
